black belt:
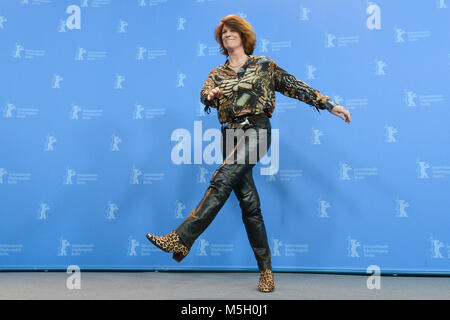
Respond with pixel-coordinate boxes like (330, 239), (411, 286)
(232, 112), (268, 124)
(223, 113), (268, 129)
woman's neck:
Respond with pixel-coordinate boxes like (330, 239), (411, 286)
(227, 47), (247, 66)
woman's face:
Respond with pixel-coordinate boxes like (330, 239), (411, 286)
(221, 24), (243, 52)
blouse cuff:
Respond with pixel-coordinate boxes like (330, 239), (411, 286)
(325, 100), (337, 112)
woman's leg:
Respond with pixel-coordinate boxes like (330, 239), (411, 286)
(175, 162), (254, 249)
(175, 119), (271, 250)
(233, 169), (272, 271)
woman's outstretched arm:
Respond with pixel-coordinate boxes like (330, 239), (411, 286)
(270, 58), (351, 123)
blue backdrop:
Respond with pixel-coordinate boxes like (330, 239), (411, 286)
(1, 0), (449, 274)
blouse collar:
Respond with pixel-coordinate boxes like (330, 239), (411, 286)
(223, 55), (252, 71)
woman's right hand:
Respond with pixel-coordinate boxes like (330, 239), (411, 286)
(207, 87), (224, 101)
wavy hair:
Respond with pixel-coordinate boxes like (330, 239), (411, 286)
(214, 14), (257, 56)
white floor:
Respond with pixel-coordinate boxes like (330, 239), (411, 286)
(0, 271), (449, 300)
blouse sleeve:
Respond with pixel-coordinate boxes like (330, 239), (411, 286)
(270, 58), (337, 113)
(200, 69), (220, 113)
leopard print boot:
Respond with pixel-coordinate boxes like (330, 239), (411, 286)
(146, 230), (190, 262)
(258, 269), (275, 292)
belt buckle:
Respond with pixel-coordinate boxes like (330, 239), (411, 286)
(241, 118), (250, 126)
(235, 117), (250, 128)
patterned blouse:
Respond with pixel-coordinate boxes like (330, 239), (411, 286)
(200, 55), (337, 124)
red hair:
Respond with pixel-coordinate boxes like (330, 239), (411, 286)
(214, 14), (257, 56)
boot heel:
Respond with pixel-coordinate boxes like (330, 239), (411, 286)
(173, 252), (187, 262)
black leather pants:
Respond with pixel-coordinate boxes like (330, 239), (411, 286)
(175, 117), (272, 271)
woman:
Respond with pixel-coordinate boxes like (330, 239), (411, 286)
(146, 14), (351, 293)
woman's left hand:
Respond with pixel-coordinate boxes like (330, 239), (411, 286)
(330, 105), (351, 123)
